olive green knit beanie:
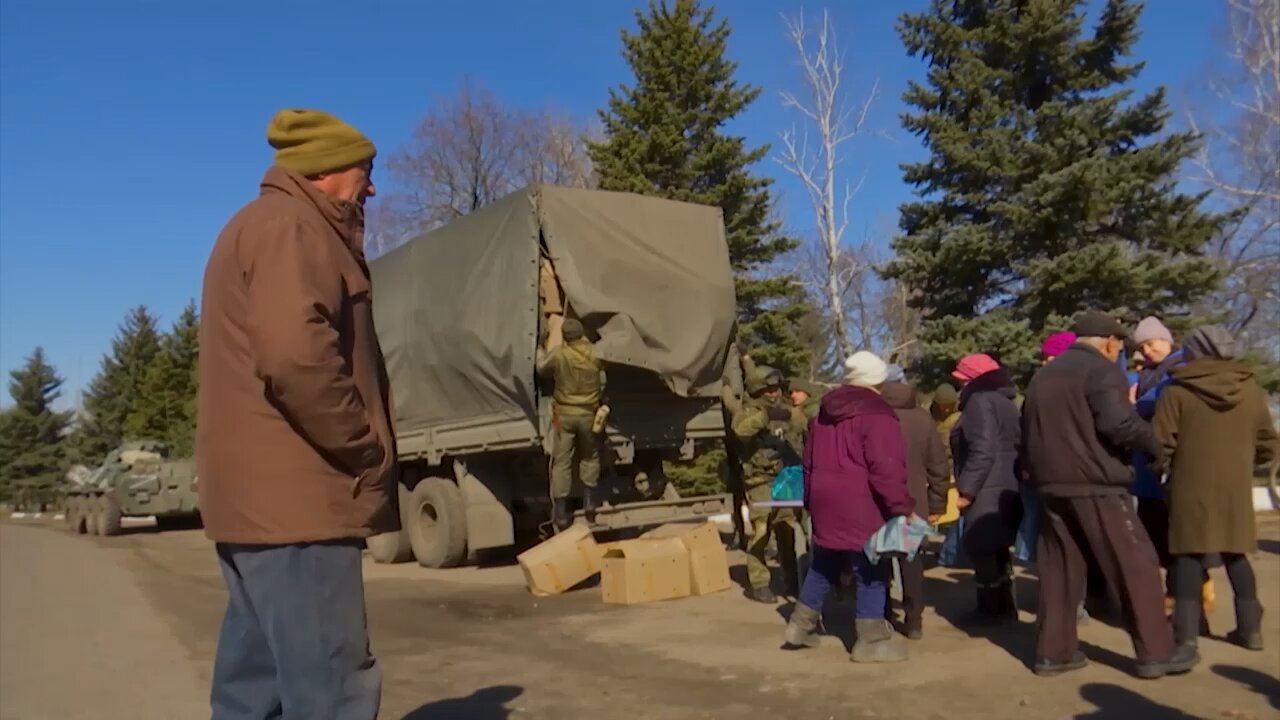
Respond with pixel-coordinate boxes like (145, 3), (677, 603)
(266, 108), (376, 176)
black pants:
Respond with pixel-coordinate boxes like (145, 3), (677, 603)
(884, 555), (925, 627)
(1036, 495), (1173, 664)
(1172, 553), (1257, 641)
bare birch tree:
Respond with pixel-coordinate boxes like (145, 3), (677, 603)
(380, 79), (595, 248)
(1188, 0), (1280, 351)
(776, 9), (883, 361)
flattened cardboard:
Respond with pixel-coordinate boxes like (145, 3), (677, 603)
(641, 521), (732, 596)
(601, 538), (692, 605)
(516, 524), (601, 597)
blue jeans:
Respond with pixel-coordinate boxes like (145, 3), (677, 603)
(798, 545), (887, 618)
(211, 540), (381, 720)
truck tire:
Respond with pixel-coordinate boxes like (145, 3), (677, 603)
(83, 498), (99, 536)
(406, 477), (467, 569)
(98, 496), (123, 537)
(66, 497), (82, 533)
(367, 483), (414, 564)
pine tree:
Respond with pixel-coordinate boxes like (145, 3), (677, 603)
(0, 348), (74, 505)
(588, 0), (810, 378)
(883, 0), (1228, 381)
(126, 301), (199, 456)
(70, 305), (163, 463)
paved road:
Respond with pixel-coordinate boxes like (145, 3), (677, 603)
(3, 516), (1279, 719)
(0, 521), (208, 720)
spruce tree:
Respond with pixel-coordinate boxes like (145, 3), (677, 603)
(588, 0), (810, 378)
(0, 348), (73, 505)
(883, 0), (1227, 380)
(70, 305), (163, 463)
(126, 301), (199, 455)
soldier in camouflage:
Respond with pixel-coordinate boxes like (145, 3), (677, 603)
(724, 359), (808, 603)
(536, 318), (606, 532)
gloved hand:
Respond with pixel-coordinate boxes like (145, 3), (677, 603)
(766, 406), (791, 422)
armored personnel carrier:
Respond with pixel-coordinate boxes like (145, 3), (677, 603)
(64, 440), (200, 536)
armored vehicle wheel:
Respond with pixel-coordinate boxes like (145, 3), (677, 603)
(406, 477), (467, 569)
(98, 496), (123, 536)
(367, 483), (413, 564)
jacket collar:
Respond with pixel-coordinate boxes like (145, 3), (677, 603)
(260, 165), (367, 262)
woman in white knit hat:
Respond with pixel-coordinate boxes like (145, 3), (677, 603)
(784, 351), (915, 662)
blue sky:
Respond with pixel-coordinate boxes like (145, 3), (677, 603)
(0, 0), (1228, 408)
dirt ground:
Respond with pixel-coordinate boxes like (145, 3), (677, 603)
(1, 515), (1278, 720)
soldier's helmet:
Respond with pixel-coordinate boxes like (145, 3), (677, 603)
(745, 365), (785, 395)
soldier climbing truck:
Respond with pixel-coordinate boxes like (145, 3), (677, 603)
(64, 440), (200, 536)
(365, 184), (745, 568)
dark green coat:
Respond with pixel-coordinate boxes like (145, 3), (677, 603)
(1153, 359), (1278, 555)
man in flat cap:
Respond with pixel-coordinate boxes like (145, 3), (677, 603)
(1021, 310), (1198, 680)
(197, 108), (395, 718)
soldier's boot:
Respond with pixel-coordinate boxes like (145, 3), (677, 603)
(582, 486), (599, 525)
(748, 586), (778, 604)
(1227, 599), (1264, 651)
(850, 618), (908, 663)
(783, 602), (822, 648)
(551, 498), (572, 533)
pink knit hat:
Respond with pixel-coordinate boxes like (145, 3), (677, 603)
(1040, 331), (1076, 359)
(952, 353), (1000, 382)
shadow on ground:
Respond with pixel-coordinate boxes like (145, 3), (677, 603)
(1213, 664), (1280, 711)
(1074, 682), (1199, 719)
(401, 685), (524, 720)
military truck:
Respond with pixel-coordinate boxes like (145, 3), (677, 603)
(365, 185), (743, 568)
(64, 440), (200, 536)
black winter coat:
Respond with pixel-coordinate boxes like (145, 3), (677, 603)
(1022, 342), (1161, 497)
(951, 368), (1022, 554)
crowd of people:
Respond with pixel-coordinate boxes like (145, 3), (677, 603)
(729, 310), (1277, 679)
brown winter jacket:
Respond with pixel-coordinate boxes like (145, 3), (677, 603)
(195, 165), (399, 544)
(881, 382), (950, 517)
(1153, 359), (1277, 555)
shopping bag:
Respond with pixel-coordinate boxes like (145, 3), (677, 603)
(770, 465), (804, 502)
(938, 513), (970, 568)
(864, 515), (933, 564)
(1014, 485), (1041, 563)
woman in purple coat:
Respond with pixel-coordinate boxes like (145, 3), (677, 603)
(783, 351), (916, 663)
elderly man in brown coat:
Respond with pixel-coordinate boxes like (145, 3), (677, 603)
(880, 364), (949, 639)
(1153, 325), (1278, 654)
(197, 108), (397, 720)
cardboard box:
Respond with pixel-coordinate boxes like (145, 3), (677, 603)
(600, 538), (692, 605)
(516, 524), (601, 597)
(641, 521), (733, 596)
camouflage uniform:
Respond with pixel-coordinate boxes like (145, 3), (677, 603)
(536, 321), (605, 518)
(727, 364), (807, 599)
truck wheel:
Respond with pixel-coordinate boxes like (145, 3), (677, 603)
(83, 499), (99, 536)
(406, 477), (467, 569)
(368, 483), (413, 564)
(99, 496), (123, 537)
(66, 497), (82, 532)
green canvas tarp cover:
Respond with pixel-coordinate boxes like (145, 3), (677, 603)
(370, 185), (737, 432)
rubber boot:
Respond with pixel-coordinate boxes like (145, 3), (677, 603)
(850, 618), (908, 663)
(903, 612), (923, 641)
(995, 578), (1019, 622)
(1227, 599), (1264, 651)
(1172, 596), (1201, 651)
(783, 603), (822, 648)
(551, 498), (572, 533)
(582, 485), (599, 525)
(1135, 642), (1200, 679)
